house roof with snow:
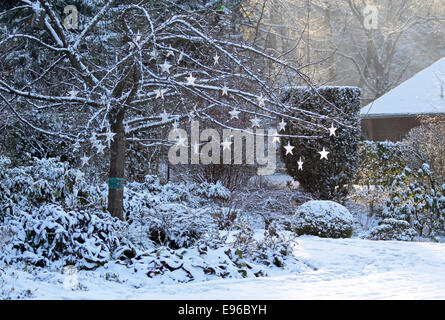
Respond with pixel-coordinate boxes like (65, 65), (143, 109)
(360, 57), (445, 119)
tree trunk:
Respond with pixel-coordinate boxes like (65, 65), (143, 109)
(108, 110), (125, 220)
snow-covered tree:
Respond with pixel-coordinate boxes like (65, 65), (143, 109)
(0, 0), (338, 220)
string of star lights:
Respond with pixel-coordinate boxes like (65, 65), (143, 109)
(72, 43), (337, 172)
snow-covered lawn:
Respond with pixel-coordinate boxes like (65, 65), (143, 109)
(3, 236), (445, 300)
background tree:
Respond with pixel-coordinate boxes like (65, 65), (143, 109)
(239, 0), (445, 105)
(0, 0), (339, 220)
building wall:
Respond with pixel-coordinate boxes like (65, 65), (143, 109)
(361, 116), (421, 142)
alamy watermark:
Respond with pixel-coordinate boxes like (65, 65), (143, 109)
(168, 121), (278, 176)
(63, 5), (78, 30)
(363, 5), (378, 30)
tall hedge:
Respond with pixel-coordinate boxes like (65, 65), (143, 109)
(280, 86), (361, 202)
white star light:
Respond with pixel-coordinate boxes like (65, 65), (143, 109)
(318, 147), (330, 160)
(284, 142), (294, 155)
(328, 123), (338, 137)
(270, 130), (280, 144)
(166, 45), (175, 57)
(278, 119), (286, 132)
(257, 94), (265, 107)
(176, 135), (188, 147)
(213, 52), (220, 65)
(124, 124), (131, 134)
(221, 84), (229, 96)
(177, 51), (184, 63)
(297, 157), (304, 170)
(160, 110), (170, 122)
(160, 60), (172, 74)
(229, 108), (240, 119)
(68, 89), (78, 99)
(130, 34), (141, 48)
(221, 138), (232, 151)
(186, 73), (196, 85)
(149, 49), (157, 61)
(89, 132), (98, 144)
(73, 141), (81, 152)
(172, 120), (179, 132)
(105, 130), (116, 147)
(94, 142), (106, 155)
(155, 88), (167, 99)
(80, 154), (90, 167)
(250, 116), (261, 128)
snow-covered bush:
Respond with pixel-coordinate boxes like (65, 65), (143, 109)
(0, 204), (134, 269)
(230, 221), (296, 269)
(145, 204), (213, 249)
(292, 200), (354, 238)
(368, 218), (417, 241)
(0, 156), (106, 215)
(129, 245), (270, 283)
(385, 164), (445, 237)
(123, 175), (232, 249)
(280, 86), (361, 202)
(211, 206), (239, 230)
(353, 141), (406, 216)
(404, 115), (445, 187)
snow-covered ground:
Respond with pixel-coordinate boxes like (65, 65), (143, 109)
(3, 236), (445, 300)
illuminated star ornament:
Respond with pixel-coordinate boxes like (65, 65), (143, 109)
(270, 130), (280, 144)
(229, 108), (240, 120)
(166, 45), (175, 57)
(89, 132), (98, 144)
(68, 89), (78, 99)
(250, 116), (261, 128)
(155, 88), (167, 99)
(188, 111), (196, 122)
(278, 119), (286, 132)
(177, 51), (184, 63)
(297, 157), (304, 170)
(221, 84), (229, 96)
(221, 138), (232, 151)
(213, 52), (220, 65)
(318, 147), (329, 160)
(172, 120), (179, 132)
(328, 123), (338, 137)
(94, 142), (106, 155)
(160, 110), (170, 122)
(186, 73), (196, 85)
(80, 154), (90, 167)
(284, 141), (294, 155)
(105, 130), (116, 147)
(149, 49), (157, 61)
(257, 94), (265, 107)
(72, 140), (81, 152)
(176, 135), (188, 147)
(160, 60), (172, 74)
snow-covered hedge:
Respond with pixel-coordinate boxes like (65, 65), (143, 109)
(280, 86), (361, 202)
(292, 200), (353, 238)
